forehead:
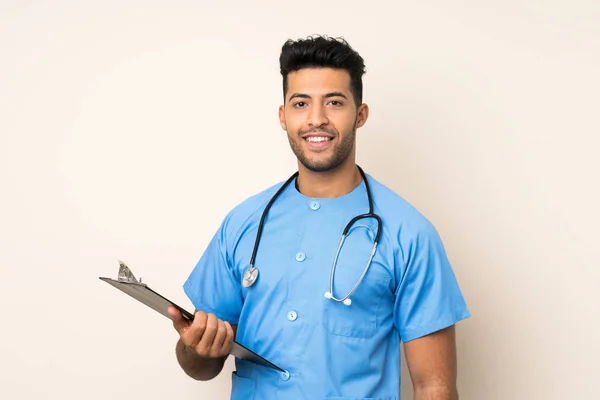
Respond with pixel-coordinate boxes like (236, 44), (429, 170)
(286, 67), (352, 98)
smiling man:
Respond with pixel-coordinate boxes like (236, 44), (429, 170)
(169, 35), (470, 400)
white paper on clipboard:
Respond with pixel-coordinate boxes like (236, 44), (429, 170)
(99, 261), (285, 373)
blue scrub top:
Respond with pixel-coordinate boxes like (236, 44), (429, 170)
(183, 173), (470, 400)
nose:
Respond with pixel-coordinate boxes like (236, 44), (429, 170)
(308, 103), (328, 128)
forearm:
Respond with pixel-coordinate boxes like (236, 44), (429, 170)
(175, 338), (227, 381)
(414, 384), (458, 400)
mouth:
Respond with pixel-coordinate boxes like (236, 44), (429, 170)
(301, 135), (334, 151)
(304, 136), (332, 143)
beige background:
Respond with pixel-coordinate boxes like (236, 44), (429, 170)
(1, 1), (599, 399)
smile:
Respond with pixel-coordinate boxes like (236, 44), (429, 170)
(304, 136), (332, 142)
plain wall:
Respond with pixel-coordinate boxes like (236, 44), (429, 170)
(1, 1), (598, 399)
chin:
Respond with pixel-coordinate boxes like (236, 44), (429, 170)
(300, 158), (343, 173)
(291, 143), (348, 173)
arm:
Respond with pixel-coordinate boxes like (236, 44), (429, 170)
(175, 337), (228, 381)
(403, 325), (459, 400)
(176, 213), (245, 380)
(169, 307), (237, 381)
(393, 221), (470, 398)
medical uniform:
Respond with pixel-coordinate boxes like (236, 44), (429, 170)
(183, 172), (470, 400)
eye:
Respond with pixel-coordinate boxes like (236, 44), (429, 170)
(293, 101), (307, 108)
(328, 100), (343, 106)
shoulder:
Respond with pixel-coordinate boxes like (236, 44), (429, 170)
(368, 175), (434, 229)
(367, 174), (450, 272)
(217, 180), (285, 241)
(367, 174), (442, 247)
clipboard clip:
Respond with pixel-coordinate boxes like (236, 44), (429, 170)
(117, 260), (144, 285)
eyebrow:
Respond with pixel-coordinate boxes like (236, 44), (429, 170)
(288, 92), (348, 102)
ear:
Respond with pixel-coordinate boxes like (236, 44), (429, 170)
(355, 103), (369, 129)
(278, 105), (287, 130)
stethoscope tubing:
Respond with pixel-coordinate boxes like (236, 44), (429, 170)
(242, 165), (382, 306)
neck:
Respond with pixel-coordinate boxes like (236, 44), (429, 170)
(296, 161), (363, 198)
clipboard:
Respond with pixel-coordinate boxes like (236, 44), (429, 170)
(99, 260), (285, 373)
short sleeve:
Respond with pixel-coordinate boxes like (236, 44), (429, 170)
(183, 218), (243, 325)
(394, 222), (470, 342)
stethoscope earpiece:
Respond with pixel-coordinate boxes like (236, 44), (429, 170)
(324, 291), (352, 306)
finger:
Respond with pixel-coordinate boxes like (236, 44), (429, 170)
(211, 319), (228, 356)
(196, 313), (218, 355)
(167, 305), (180, 319)
(168, 306), (190, 333)
(184, 311), (208, 348)
(220, 321), (234, 354)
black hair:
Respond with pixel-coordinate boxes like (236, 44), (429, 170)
(279, 35), (366, 106)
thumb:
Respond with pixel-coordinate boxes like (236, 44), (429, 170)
(167, 306), (189, 333)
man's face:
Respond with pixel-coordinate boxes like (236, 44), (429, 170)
(278, 68), (368, 173)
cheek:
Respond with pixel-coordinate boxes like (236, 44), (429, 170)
(328, 115), (354, 133)
(283, 116), (303, 133)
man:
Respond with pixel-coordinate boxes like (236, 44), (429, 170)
(168, 35), (470, 399)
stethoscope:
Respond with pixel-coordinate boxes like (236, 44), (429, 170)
(242, 165), (382, 307)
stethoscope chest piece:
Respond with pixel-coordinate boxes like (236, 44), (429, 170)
(242, 266), (259, 288)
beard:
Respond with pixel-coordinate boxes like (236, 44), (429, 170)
(287, 119), (357, 173)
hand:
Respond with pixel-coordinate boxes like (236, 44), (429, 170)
(168, 306), (234, 359)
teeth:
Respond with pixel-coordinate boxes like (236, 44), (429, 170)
(306, 136), (331, 143)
